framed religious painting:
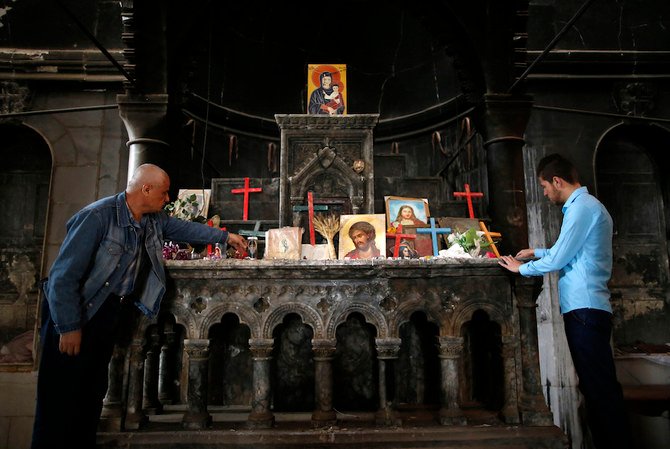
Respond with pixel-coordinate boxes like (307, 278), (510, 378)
(384, 196), (430, 230)
(395, 225), (435, 258)
(167, 189), (211, 221)
(338, 214), (386, 260)
(307, 64), (347, 115)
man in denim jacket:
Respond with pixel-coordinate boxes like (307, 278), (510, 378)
(31, 164), (247, 449)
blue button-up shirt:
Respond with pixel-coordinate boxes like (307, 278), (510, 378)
(519, 186), (613, 314)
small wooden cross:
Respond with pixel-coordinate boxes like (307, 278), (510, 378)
(416, 217), (452, 256)
(231, 177), (262, 221)
(238, 220), (266, 239)
(385, 224), (417, 258)
(207, 219), (214, 255)
(479, 221), (501, 258)
(293, 191), (329, 246)
(453, 183), (484, 219)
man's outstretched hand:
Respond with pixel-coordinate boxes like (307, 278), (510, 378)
(498, 255), (523, 273)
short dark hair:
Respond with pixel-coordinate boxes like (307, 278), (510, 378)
(349, 221), (376, 239)
(536, 153), (579, 184)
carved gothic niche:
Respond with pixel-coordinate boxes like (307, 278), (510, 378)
(617, 82), (655, 116)
(0, 81), (30, 116)
(275, 114), (379, 226)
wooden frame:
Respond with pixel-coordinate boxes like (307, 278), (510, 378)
(384, 196), (430, 230)
(338, 214), (386, 259)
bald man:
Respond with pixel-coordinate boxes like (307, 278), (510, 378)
(31, 164), (246, 449)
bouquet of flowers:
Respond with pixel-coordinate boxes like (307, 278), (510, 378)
(162, 241), (191, 260)
(445, 227), (494, 258)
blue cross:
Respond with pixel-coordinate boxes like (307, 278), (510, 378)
(238, 220), (265, 238)
(416, 217), (451, 256)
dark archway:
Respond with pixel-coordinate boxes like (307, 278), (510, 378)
(208, 313), (253, 407)
(396, 311), (441, 411)
(333, 312), (378, 411)
(595, 123), (670, 346)
(0, 122), (51, 365)
(271, 313), (315, 411)
(461, 309), (504, 411)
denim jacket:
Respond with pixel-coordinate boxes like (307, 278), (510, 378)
(45, 192), (228, 334)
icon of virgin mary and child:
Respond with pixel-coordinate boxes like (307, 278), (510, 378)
(308, 71), (345, 115)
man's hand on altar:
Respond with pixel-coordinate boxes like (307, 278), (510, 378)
(226, 233), (248, 253)
(515, 248), (535, 259)
(498, 255), (523, 273)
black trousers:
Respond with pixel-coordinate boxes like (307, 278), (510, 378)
(31, 295), (131, 449)
(564, 308), (633, 449)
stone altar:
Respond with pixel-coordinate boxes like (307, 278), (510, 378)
(97, 258), (565, 449)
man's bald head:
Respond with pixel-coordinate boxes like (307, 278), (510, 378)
(125, 164), (171, 219)
(127, 164), (169, 192)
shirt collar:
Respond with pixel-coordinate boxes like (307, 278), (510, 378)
(562, 186), (588, 214)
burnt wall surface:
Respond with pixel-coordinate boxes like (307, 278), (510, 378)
(524, 78), (670, 346)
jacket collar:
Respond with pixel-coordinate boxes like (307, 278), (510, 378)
(115, 191), (135, 228)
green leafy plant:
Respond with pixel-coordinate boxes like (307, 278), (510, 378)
(164, 194), (207, 223)
(447, 227), (491, 257)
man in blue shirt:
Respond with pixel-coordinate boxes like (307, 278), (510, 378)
(31, 164), (247, 449)
(499, 153), (631, 449)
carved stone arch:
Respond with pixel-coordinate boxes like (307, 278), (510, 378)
(262, 303), (324, 339)
(170, 302), (199, 339)
(326, 302), (388, 339)
(0, 121), (53, 355)
(22, 114), (79, 166)
(448, 301), (511, 336)
(132, 313), (156, 340)
(389, 300), (449, 338)
(199, 303), (262, 339)
(294, 160), (362, 199)
(291, 157), (365, 215)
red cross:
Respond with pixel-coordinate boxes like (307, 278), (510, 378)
(385, 225), (417, 258)
(207, 219), (214, 255)
(231, 177), (262, 221)
(307, 191), (316, 245)
(453, 183), (484, 219)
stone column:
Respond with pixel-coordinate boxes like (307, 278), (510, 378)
(158, 328), (176, 405)
(500, 334), (521, 424)
(181, 339), (212, 429)
(311, 339), (337, 426)
(142, 328), (163, 414)
(481, 94), (533, 255)
(124, 339), (148, 430)
(375, 338), (401, 426)
(117, 93), (170, 178)
(514, 275), (554, 425)
(99, 344), (128, 431)
(437, 336), (467, 425)
(247, 338), (275, 429)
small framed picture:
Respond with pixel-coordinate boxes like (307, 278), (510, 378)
(338, 214), (386, 260)
(384, 196), (430, 230)
(176, 189), (211, 219)
(396, 225), (435, 257)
